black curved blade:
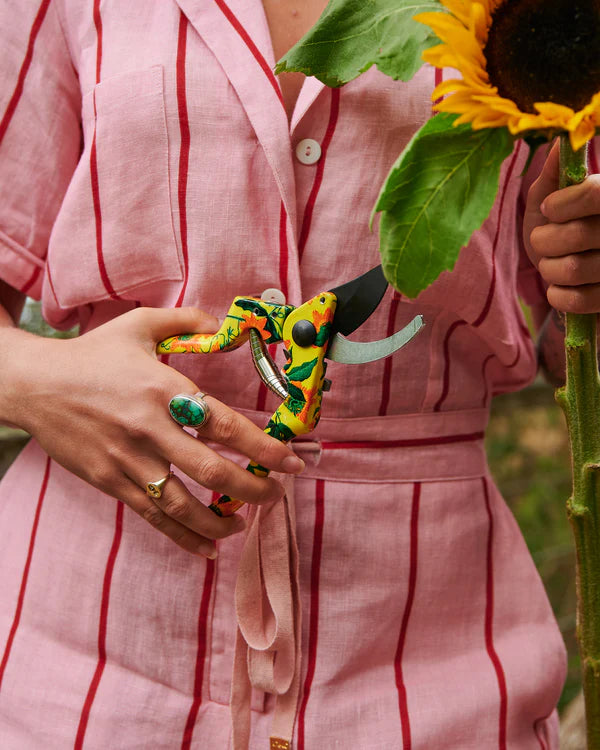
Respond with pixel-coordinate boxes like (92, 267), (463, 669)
(328, 265), (388, 336)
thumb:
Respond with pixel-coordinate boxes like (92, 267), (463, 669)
(522, 141), (559, 263)
(525, 140), (559, 221)
(126, 305), (220, 343)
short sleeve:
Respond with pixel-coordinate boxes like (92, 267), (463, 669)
(0, 0), (81, 299)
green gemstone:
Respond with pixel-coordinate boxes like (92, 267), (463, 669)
(169, 395), (208, 427)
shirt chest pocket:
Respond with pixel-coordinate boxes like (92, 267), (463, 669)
(47, 66), (183, 308)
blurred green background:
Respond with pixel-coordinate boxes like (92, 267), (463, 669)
(487, 384), (578, 713)
(1, 301), (581, 721)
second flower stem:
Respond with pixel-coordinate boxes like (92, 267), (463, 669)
(555, 135), (600, 748)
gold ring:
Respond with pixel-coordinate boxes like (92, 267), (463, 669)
(145, 471), (174, 499)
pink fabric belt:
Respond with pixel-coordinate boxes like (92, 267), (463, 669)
(238, 407), (490, 482)
(228, 408), (490, 749)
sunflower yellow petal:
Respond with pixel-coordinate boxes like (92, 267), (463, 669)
(432, 78), (469, 97)
(437, 0), (471, 27)
(469, 3), (491, 43)
(471, 112), (510, 128)
(417, 0), (600, 145)
(473, 95), (522, 116)
(507, 114), (544, 134)
(570, 120), (596, 152)
(534, 102), (575, 120)
(413, 13), (465, 37)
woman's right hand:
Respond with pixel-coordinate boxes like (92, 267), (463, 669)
(0, 306), (305, 557)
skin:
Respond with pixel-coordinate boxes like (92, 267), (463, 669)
(2, 5), (595, 555)
(524, 141), (600, 384)
(262, 0), (328, 119)
(0, 2), (332, 559)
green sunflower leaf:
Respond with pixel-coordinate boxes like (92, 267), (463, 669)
(275, 0), (444, 86)
(374, 112), (515, 298)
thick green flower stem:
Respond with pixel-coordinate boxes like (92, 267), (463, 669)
(555, 135), (600, 747)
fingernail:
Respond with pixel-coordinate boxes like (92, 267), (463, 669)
(281, 455), (305, 474)
(204, 546), (218, 559)
(540, 199), (547, 216)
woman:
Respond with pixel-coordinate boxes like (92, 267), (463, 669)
(0, 1), (598, 747)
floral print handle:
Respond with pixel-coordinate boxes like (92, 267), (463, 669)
(157, 292), (337, 516)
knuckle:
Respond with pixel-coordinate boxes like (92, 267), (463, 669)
(210, 517), (240, 540)
(548, 286), (587, 314)
(126, 305), (151, 328)
(586, 175), (600, 206)
(143, 503), (168, 529)
(88, 466), (115, 491)
(212, 410), (241, 443)
(528, 226), (545, 257)
(194, 456), (227, 489)
(566, 220), (587, 251)
(121, 415), (151, 444)
(168, 526), (192, 549)
(162, 493), (192, 523)
(137, 378), (172, 408)
(562, 254), (583, 285)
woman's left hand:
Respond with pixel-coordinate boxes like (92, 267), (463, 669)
(524, 140), (600, 313)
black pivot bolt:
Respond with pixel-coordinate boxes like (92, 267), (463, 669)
(292, 320), (317, 347)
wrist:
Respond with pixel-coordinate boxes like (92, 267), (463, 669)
(0, 326), (51, 430)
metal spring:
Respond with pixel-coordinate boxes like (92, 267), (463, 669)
(249, 329), (289, 400)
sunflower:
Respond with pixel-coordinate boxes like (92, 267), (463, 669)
(415, 0), (600, 150)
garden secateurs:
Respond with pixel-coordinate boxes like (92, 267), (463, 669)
(157, 265), (424, 516)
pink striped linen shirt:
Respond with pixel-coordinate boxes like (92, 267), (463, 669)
(0, 1), (570, 748)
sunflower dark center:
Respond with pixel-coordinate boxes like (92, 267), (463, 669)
(484, 0), (600, 113)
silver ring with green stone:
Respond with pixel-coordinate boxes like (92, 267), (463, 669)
(168, 392), (211, 429)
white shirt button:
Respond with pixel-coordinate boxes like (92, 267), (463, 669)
(295, 138), (321, 165)
(261, 287), (287, 305)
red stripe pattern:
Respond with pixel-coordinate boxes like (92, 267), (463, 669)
(433, 66), (443, 109)
(378, 292), (401, 416)
(180, 554), (216, 749)
(297, 479), (325, 750)
(278, 200), (290, 300)
(590, 139), (599, 175)
(0, 455), (51, 692)
(480, 353), (495, 406)
(175, 14), (191, 309)
(255, 204), (291, 409)
(473, 144), (522, 329)
(394, 482), (421, 750)
(19, 265), (42, 295)
(213, 0), (284, 108)
(322, 430), (484, 451)
(297, 88), (341, 261)
(434, 143), (523, 412)
(90, 0), (120, 301)
(433, 320), (467, 412)
(74, 501), (124, 749)
(0, 0), (51, 147)
(482, 478), (508, 750)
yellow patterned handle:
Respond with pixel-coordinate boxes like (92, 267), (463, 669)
(156, 293), (337, 516)
(210, 292), (337, 516)
(157, 296), (293, 354)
